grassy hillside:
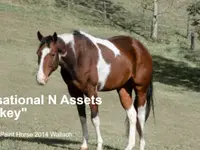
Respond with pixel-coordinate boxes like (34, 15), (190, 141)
(0, 0), (200, 150)
(2, 0), (200, 66)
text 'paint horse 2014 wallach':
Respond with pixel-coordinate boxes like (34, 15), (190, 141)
(35, 30), (155, 150)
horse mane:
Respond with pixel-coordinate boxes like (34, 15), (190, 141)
(73, 30), (81, 35)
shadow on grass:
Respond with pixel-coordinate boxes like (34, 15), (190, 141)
(153, 55), (200, 92)
(0, 137), (120, 150)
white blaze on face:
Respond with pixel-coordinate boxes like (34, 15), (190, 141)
(79, 31), (121, 90)
(37, 47), (50, 85)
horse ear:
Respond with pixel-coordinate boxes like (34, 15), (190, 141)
(37, 31), (43, 42)
(53, 32), (57, 42)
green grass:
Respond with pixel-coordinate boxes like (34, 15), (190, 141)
(0, 1), (200, 150)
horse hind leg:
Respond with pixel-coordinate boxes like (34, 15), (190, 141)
(134, 91), (146, 150)
(134, 81), (153, 150)
(117, 79), (137, 150)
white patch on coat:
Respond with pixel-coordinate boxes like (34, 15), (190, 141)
(92, 115), (103, 150)
(137, 102), (146, 150)
(58, 34), (75, 59)
(80, 116), (89, 149)
(125, 104), (137, 150)
(80, 31), (120, 56)
(80, 31), (115, 90)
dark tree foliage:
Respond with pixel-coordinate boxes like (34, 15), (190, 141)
(187, 1), (200, 16)
(55, 0), (124, 15)
(55, 0), (142, 34)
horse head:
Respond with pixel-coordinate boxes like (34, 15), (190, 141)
(36, 31), (60, 85)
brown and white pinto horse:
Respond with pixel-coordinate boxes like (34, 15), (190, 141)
(36, 30), (154, 150)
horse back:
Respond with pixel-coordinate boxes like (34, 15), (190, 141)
(108, 35), (153, 78)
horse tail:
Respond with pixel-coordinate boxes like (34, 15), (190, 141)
(145, 78), (155, 122)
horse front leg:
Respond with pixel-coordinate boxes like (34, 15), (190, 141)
(67, 83), (89, 150)
(77, 103), (89, 150)
(86, 85), (103, 150)
(90, 103), (103, 150)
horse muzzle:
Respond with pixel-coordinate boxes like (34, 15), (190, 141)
(36, 74), (48, 85)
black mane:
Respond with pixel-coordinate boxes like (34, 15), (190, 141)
(73, 30), (81, 35)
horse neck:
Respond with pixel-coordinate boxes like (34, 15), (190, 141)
(58, 32), (93, 79)
(58, 35), (78, 78)
(57, 34), (76, 61)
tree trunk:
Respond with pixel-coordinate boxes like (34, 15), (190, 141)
(67, 0), (70, 11)
(151, 0), (158, 40)
(103, 0), (107, 23)
(142, 0), (147, 31)
(187, 14), (190, 38)
(190, 32), (195, 50)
